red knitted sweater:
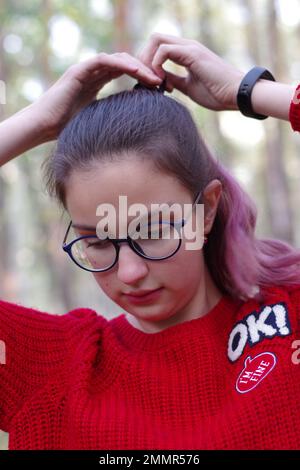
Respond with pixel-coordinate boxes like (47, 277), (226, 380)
(1, 284), (300, 450)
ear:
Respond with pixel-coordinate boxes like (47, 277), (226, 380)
(202, 179), (223, 235)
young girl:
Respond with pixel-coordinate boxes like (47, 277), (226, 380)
(1, 33), (300, 450)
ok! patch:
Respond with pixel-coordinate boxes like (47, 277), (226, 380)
(227, 302), (291, 394)
(227, 302), (291, 363)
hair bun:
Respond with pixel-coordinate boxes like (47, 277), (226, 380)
(157, 78), (167, 93)
(133, 79), (166, 94)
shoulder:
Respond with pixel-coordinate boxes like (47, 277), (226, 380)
(0, 299), (108, 432)
(0, 298), (108, 393)
(281, 284), (300, 330)
(0, 298), (108, 353)
(226, 284), (300, 362)
(261, 283), (300, 321)
(283, 283), (300, 302)
(232, 284), (300, 337)
(263, 284), (300, 316)
(0, 297), (106, 323)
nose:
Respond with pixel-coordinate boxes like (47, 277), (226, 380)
(117, 244), (149, 284)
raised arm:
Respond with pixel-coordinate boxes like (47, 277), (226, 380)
(0, 104), (50, 167)
(0, 51), (162, 434)
(137, 33), (296, 122)
(0, 52), (161, 167)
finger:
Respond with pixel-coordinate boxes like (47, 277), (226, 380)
(76, 53), (161, 85)
(111, 52), (162, 83)
(164, 70), (188, 95)
(151, 44), (196, 78)
(77, 53), (138, 73)
(83, 66), (155, 96)
(76, 60), (137, 83)
(137, 33), (195, 68)
(137, 33), (191, 64)
(84, 71), (123, 92)
(87, 68), (121, 84)
(87, 64), (161, 90)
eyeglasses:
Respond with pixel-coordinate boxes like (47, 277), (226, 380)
(62, 190), (203, 273)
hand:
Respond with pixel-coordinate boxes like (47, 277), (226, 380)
(137, 33), (244, 111)
(29, 52), (162, 140)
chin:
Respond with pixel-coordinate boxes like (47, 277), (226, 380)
(127, 306), (174, 322)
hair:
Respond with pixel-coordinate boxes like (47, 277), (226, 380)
(42, 86), (300, 303)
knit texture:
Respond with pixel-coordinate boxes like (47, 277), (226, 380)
(1, 285), (300, 449)
(289, 84), (300, 131)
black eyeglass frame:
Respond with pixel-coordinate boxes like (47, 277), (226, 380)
(62, 190), (203, 273)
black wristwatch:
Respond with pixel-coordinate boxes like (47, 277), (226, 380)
(237, 66), (276, 119)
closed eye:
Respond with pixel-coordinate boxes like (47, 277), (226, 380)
(86, 239), (110, 248)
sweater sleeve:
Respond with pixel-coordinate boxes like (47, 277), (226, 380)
(289, 85), (300, 132)
(0, 298), (99, 432)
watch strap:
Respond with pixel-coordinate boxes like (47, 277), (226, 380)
(237, 66), (276, 119)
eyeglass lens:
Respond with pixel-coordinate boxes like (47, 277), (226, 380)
(70, 221), (181, 271)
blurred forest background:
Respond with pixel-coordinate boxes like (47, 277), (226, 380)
(1, 0), (300, 450)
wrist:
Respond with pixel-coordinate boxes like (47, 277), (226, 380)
(237, 67), (276, 119)
(236, 65), (294, 122)
(25, 103), (57, 143)
(251, 80), (294, 121)
(0, 105), (54, 167)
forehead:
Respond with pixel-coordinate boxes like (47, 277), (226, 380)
(65, 158), (192, 219)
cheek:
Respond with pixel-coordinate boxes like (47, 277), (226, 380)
(91, 250), (204, 297)
(92, 272), (116, 298)
(155, 249), (204, 290)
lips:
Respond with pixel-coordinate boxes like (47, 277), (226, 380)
(124, 288), (161, 298)
(123, 287), (163, 304)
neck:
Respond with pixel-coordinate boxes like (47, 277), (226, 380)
(126, 265), (223, 334)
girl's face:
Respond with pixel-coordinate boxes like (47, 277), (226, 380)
(65, 156), (222, 333)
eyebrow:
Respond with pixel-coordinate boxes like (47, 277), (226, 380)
(72, 223), (97, 231)
(71, 201), (182, 232)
